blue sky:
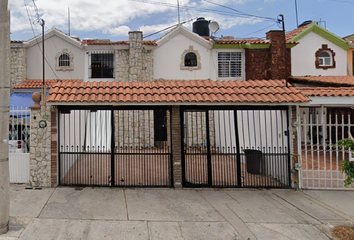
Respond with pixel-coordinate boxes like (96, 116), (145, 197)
(9, 0), (354, 41)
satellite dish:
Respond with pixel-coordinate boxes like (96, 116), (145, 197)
(209, 21), (220, 34)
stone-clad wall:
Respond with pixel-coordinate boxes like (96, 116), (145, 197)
(10, 45), (26, 88)
(30, 107), (51, 187)
(115, 110), (155, 148)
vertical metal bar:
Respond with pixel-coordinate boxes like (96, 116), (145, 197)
(58, 109), (62, 185)
(180, 107), (185, 187)
(234, 110), (242, 187)
(111, 109), (115, 186)
(286, 109), (291, 187)
(206, 110), (212, 186)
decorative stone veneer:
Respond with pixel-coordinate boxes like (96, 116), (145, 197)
(10, 45), (26, 88)
(114, 37), (153, 82)
(185, 111), (215, 148)
(290, 106), (299, 189)
(115, 50), (129, 82)
(115, 110), (155, 148)
(30, 107), (51, 187)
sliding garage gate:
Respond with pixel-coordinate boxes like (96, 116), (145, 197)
(182, 107), (291, 188)
(58, 107), (172, 187)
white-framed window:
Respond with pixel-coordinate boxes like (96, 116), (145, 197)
(55, 49), (74, 71)
(318, 51), (332, 66)
(315, 44), (335, 69)
(218, 52), (242, 78)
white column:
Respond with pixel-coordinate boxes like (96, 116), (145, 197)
(0, 0), (11, 234)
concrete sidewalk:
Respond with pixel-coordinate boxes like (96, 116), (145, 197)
(1, 185), (354, 240)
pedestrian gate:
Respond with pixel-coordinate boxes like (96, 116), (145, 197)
(58, 107), (172, 187)
(181, 107), (291, 188)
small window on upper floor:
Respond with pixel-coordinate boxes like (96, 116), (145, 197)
(91, 53), (114, 78)
(315, 44), (335, 70)
(59, 53), (70, 67)
(184, 52), (197, 67)
(55, 49), (74, 71)
(318, 51), (331, 66)
(218, 52), (242, 78)
(180, 46), (201, 70)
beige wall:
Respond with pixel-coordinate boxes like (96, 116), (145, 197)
(27, 35), (85, 80)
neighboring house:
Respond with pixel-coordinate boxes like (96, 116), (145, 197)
(343, 34), (354, 76)
(286, 21), (350, 77)
(285, 22), (354, 190)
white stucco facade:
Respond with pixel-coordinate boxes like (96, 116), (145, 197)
(26, 29), (85, 80)
(154, 26), (245, 81)
(291, 32), (347, 76)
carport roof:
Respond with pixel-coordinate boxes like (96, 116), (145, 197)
(46, 79), (309, 105)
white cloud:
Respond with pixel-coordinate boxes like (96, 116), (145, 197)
(9, 0), (266, 39)
(107, 26), (131, 36)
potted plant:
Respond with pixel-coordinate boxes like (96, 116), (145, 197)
(337, 137), (354, 187)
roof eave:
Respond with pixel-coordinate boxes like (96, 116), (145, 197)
(291, 23), (350, 50)
(46, 101), (309, 106)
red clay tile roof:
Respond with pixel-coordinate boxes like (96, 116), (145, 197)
(214, 38), (296, 45)
(214, 39), (269, 44)
(11, 40), (24, 43)
(297, 87), (354, 97)
(290, 76), (354, 86)
(12, 79), (83, 89)
(285, 23), (313, 41)
(46, 79), (309, 104)
(84, 40), (157, 46)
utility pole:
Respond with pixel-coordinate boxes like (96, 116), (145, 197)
(0, 0), (11, 234)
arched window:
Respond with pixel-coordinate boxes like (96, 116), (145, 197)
(59, 53), (70, 67)
(180, 46), (201, 70)
(55, 49), (74, 71)
(318, 51), (331, 66)
(184, 52), (197, 67)
(315, 44), (335, 69)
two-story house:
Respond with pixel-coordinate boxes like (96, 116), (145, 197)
(11, 18), (311, 190)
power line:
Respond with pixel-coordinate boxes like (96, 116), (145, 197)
(204, 0), (278, 22)
(240, 23), (278, 38)
(24, 0), (62, 81)
(143, 18), (196, 39)
(127, 0), (276, 22)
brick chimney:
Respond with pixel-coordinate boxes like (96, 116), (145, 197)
(129, 31), (143, 82)
(266, 30), (289, 80)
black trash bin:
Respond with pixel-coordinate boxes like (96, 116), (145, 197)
(243, 149), (262, 174)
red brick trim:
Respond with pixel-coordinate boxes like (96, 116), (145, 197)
(315, 44), (336, 70)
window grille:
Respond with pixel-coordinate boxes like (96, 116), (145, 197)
(184, 52), (197, 67)
(91, 53), (114, 78)
(59, 53), (70, 67)
(218, 52), (242, 78)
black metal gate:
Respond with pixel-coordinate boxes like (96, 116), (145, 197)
(58, 106), (172, 187)
(181, 107), (291, 188)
